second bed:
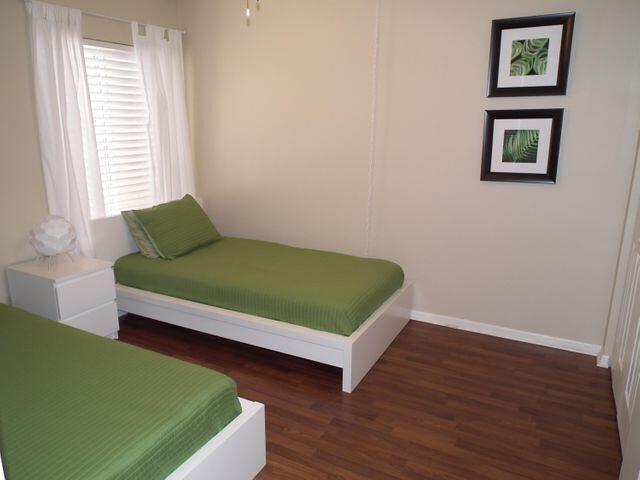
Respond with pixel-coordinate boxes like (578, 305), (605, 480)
(113, 235), (412, 393)
(115, 237), (404, 336)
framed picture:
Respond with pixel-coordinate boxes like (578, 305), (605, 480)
(481, 109), (563, 184)
(487, 12), (575, 97)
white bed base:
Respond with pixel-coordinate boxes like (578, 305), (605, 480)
(168, 398), (266, 480)
(117, 283), (413, 393)
(92, 213), (414, 393)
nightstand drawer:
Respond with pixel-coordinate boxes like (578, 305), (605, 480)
(61, 301), (119, 337)
(56, 269), (116, 319)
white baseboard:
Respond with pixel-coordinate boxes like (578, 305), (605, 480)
(411, 310), (602, 358)
(597, 354), (611, 368)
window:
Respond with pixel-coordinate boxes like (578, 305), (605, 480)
(83, 41), (154, 217)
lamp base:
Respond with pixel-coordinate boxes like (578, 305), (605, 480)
(38, 253), (75, 270)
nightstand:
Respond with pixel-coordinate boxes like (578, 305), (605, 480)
(7, 256), (120, 338)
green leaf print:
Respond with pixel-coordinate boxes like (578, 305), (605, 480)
(509, 38), (549, 76)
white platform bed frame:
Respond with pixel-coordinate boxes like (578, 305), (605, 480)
(93, 214), (413, 394)
(168, 398), (265, 480)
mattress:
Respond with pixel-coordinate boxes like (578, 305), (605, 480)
(115, 237), (404, 336)
(0, 303), (242, 480)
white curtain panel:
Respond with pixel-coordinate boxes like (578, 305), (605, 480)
(132, 23), (196, 204)
(25, 0), (104, 256)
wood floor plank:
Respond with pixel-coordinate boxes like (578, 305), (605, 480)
(119, 315), (622, 479)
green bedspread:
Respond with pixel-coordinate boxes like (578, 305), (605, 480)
(0, 303), (242, 480)
(115, 237), (404, 336)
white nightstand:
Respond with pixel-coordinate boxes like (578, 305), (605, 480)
(7, 256), (120, 338)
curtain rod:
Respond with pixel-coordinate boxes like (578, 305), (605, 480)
(24, 0), (186, 34)
(82, 10), (186, 35)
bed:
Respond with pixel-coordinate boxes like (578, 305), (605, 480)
(92, 210), (413, 393)
(0, 303), (266, 480)
(115, 237), (405, 336)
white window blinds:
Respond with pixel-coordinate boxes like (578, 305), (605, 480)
(83, 41), (154, 217)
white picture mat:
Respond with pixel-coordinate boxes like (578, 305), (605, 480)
(497, 25), (563, 88)
(490, 118), (553, 174)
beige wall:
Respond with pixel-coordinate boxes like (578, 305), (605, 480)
(0, 0), (182, 303)
(182, 0), (640, 346)
(2, 0), (639, 348)
(183, 0), (376, 257)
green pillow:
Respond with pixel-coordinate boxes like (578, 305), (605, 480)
(121, 210), (160, 259)
(132, 195), (221, 259)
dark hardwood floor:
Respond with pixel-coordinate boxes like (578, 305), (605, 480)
(119, 315), (621, 480)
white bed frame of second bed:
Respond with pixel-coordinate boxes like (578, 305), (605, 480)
(93, 215), (413, 394)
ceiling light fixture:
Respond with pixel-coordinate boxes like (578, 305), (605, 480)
(246, 0), (261, 26)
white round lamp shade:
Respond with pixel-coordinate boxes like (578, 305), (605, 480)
(29, 215), (77, 257)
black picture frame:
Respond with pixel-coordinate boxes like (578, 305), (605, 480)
(481, 109), (563, 184)
(487, 12), (575, 97)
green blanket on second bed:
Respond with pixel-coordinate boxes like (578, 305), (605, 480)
(0, 303), (242, 480)
(115, 237), (404, 336)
